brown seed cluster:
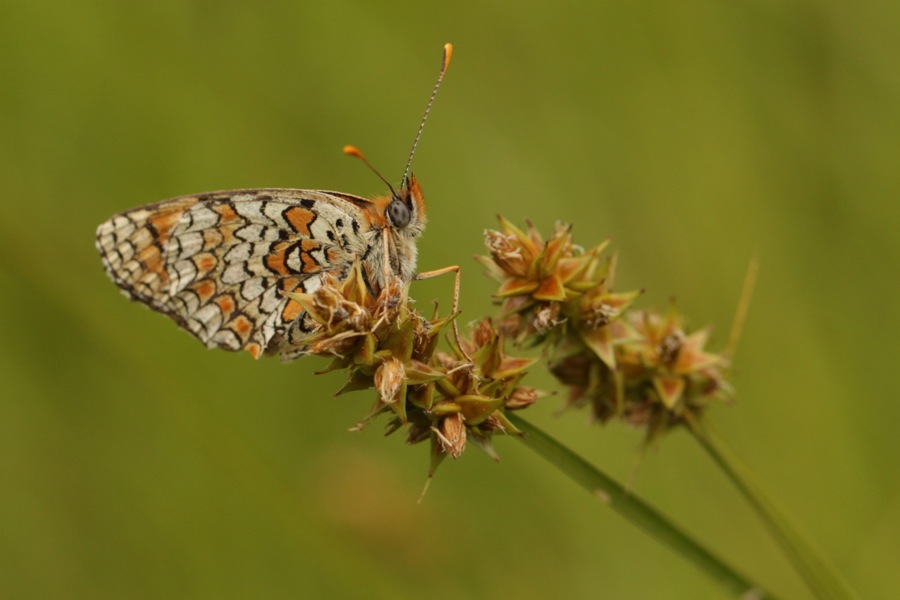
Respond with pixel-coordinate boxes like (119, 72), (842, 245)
(480, 217), (730, 443)
(288, 261), (536, 474)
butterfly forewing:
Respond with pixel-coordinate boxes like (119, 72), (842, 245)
(96, 189), (376, 359)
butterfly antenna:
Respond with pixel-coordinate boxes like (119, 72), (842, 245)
(343, 145), (399, 198)
(401, 42), (453, 188)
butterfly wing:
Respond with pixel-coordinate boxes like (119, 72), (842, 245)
(96, 189), (374, 359)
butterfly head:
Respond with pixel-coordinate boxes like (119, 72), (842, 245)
(386, 174), (426, 235)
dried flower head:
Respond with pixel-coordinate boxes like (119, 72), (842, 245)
(402, 317), (538, 475)
(551, 304), (731, 443)
(285, 261), (407, 362)
(481, 218), (731, 444)
(288, 260), (542, 477)
(617, 306), (730, 419)
(478, 216), (640, 347)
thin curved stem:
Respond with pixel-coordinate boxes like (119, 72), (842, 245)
(505, 413), (777, 598)
(685, 414), (858, 600)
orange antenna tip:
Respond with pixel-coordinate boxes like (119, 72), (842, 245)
(442, 43), (453, 71)
(342, 145), (364, 158)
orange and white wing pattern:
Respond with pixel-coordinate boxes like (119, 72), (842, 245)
(98, 45), (453, 360)
(96, 189), (377, 359)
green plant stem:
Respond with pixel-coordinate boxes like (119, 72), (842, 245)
(505, 412), (777, 599)
(684, 414), (858, 600)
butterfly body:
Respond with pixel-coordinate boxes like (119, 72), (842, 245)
(96, 177), (426, 359)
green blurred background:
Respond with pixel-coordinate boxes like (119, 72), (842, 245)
(2, 1), (898, 598)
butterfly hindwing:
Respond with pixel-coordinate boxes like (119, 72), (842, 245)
(96, 189), (373, 358)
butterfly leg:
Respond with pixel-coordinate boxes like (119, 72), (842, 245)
(414, 264), (474, 365)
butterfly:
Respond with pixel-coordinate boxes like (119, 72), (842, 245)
(96, 44), (457, 360)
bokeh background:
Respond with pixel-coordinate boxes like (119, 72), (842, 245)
(2, 1), (898, 598)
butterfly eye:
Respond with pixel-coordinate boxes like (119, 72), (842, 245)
(387, 198), (411, 229)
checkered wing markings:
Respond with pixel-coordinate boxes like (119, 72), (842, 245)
(96, 189), (371, 358)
